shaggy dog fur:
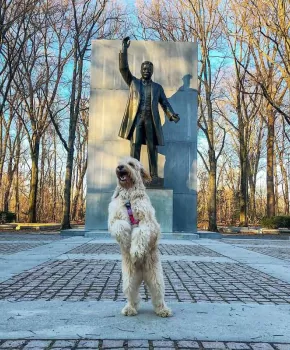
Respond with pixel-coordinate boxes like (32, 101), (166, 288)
(108, 157), (172, 317)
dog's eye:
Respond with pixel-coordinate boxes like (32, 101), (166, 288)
(129, 162), (135, 168)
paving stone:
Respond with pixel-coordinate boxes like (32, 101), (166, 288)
(23, 340), (52, 349)
(226, 343), (251, 349)
(250, 344), (275, 350)
(52, 340), (77, 347)
(0, 340), (27, 348)
(128, 340), (149, 347)
(274, 345), (290, 350)
(247, 246), (290, 262)
(102, 340), (125, 348)
(0, 339), (289, 350)
(67, 243), (223, 257)
(0, 233), (65, 241)
(0, 242), (46, 255)
(177, 340), (200, 348)
(77, 340), (99, 348)
(221, 239), (290, 246)
(152, 340), (175, 347)
(1, 259), (290, 304)
(202, 341), (228, 349)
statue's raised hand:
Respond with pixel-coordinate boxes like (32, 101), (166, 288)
(122, 36), (131, 49)
(172, 114), (180, 123)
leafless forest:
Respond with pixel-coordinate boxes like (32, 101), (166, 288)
(0, 0), (289, 230)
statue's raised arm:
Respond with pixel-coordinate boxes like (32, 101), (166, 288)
(119, 36), (134, 86)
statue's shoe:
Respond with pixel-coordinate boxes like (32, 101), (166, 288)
(146, 176), (164, 188)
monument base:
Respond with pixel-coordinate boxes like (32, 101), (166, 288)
(146, 177), (164, 188)
(147, 188), (173, 233)
(85, 188), (173, 233)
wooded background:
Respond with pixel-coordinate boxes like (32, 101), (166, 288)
(0, 0), (289, 230)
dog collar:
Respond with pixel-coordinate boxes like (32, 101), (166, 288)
(125, 201), (139, 226)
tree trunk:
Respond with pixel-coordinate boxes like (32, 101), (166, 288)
(274, 156), (279, 214)
(3, 156), (13, 212)
(38, 136), (46, 221)
(28, 135), (40, 223)
(276, 141), (289, 215)
(239, 131), (248, 226)
(248, 175), (256, 222)
(0, 115), (2, 187)
(62, 134), (75, 229)
(71, 158), (87, 221)
(208, 149), (217, 231)
(53, 131), (57, 222)
(266, 109), (275, 217)
(15, 166), (20, 221)
(15, 131), (21, 221)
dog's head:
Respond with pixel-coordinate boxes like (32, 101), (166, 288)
(116, 157), (151, 189)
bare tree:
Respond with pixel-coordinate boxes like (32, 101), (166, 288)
(49, 0), (126, 229)
(71, 98), (89, 222)
(0, 0), (40, 193)
(136, 0), (226, 231)
(232, 0), (290, 124)
(12, 1), (74, 222)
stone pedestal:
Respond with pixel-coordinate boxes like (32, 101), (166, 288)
(85, 189), (173, 233)
(86, 40), (197, 233)
(147, 189), (173, 233)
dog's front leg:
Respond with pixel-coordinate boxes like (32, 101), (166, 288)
(109, 220), (131, 251)
(130, 224), (150, 264)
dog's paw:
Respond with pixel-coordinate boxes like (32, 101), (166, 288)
(115, 232), (131, 250)
(130, 246), (145, 263)
(121, 304), (138, 316)
(155, 305), (172, 317)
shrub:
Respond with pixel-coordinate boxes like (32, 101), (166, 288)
(0, 211), (16, 223)
(261, 216), (290, 229)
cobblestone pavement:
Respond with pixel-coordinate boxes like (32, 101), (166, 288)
(0, 233), (66, 241)
(0, 339), (290, 349)
(68, 243), (223, 257)
(1, 234), (290, 348)
(241, 246), (290, 262)
(0, 233), (68, 254)
(1, 259), (290, 303)
(221, 239), (290, 246)
(0, 242), (49, 255)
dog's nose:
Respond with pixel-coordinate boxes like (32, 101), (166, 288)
(117, 165), (124, 170)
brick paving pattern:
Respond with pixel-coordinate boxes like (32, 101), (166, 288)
(222, 239), (290, 246)
(0, 234), (66, 241)
(68, 243), (121, 255)
(68, 243), (223, 257)
(0, 339), (289, 349)
(159, 244), (224, 257)
(1, 260), (290, 304)
(242, 246), (290, 262)
(0, 242), (48, 255)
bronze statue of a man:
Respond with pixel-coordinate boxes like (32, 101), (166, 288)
(118, 37), (180, 185)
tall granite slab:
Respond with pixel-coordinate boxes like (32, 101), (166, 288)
(86, 40), (198, 233)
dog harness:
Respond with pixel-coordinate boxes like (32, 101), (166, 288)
(125, 201), (139, 226)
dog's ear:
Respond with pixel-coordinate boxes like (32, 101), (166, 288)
(141, 167), (152, 184)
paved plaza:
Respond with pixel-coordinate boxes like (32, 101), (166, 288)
(0, 233), (290, 349)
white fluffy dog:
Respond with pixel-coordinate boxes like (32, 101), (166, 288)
(108, 157), (172, 317)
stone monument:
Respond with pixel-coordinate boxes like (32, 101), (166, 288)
(86, 39), (197, 233)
